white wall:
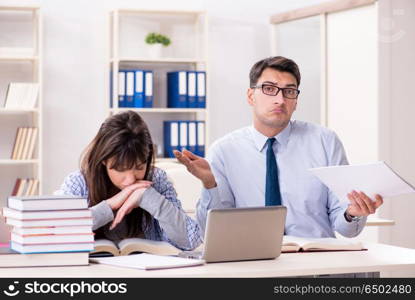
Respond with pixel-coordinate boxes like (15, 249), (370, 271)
(378, 0), (415, 250)
(273, 15), (322, 125)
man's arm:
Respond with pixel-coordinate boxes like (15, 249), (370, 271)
(174, 146), (235, 236)
(324, 132), (368, 237)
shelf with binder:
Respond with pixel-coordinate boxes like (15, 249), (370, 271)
(109, 9), (209, 160)
(112, 58), (205, 64)
(109, 61), (207, 109)
(110, 108), (206, 114)
(0, 6), (43, 243)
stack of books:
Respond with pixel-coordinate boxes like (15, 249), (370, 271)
(0, 195), (94, 267)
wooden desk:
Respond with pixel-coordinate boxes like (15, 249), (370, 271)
(1, 243), (415, 278)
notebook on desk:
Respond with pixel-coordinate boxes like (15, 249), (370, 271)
(179, 206), (287, 263)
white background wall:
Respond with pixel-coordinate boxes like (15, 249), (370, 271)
(1, 0), (414, 249)
(0, 0), (331, 194)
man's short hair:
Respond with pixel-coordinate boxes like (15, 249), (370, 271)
(249, 56), (301, 87)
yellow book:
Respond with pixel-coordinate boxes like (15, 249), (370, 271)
(11, 128), (23, 159)
(15, 127), (28, 160)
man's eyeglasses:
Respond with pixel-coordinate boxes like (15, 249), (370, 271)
(252, 84), (300, 99)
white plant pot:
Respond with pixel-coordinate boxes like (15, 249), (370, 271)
(147, 44), (162, 59)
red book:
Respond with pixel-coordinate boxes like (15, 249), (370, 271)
(11, 178), (21, 196)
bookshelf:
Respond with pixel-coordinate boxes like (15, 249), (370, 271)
(108, 9), (209, 161)
(0, 6), (43, 242)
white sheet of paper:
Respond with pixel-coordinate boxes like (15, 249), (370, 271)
(90, 253), (205, 270)
(309, 161), (415, 201)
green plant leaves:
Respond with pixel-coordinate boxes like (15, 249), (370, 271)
(145, 33), (171, 46)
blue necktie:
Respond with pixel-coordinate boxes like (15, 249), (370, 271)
(265, 138), (282, 206)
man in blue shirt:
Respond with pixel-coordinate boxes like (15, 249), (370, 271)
(174, 56), (383, 238)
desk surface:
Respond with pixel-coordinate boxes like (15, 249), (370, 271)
(366, 217), (395, 226)
(2, 243), (415, 278)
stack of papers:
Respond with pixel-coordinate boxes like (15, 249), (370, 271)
(309, 161), (415, 200)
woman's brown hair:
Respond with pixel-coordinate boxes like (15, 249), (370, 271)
(81, 111), (154, 238)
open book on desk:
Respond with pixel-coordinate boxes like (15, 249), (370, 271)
(282, 236), (365, 253)
(309, 161), (415, 201)
(90, 253), (205, 270)
(90, 238), (181, 257)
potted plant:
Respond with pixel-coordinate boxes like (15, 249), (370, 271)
(145, 33), (171, 58)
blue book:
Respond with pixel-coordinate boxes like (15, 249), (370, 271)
(125, 70), (135, 107)
(196, 71), (206, 108)
(109, 70), (113, 108)
(187, 121), (197, 154)
(144, 70), (153, 108)
(134, 70), (144, 108)
(196, 121), (205, 157)
(163, 121), (180, 158)
(167, 71), (187, 108)
(187, 71), (197, 108)
(118, 70), (126, 108)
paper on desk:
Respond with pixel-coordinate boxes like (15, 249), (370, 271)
(309, 161), (415, 201)
(90, 253), (205, 270)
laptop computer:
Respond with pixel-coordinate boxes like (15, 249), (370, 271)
(179, 206), (286, 263)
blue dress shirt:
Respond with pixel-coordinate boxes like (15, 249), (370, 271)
(196, 120), (366, 238)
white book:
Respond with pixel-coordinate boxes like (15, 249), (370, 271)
(25, 83), (39, 108)
(6, 217), (93, 228)
(4, 83), (38, 109)
(309, 161), (415, 201)
(11, 232), (94, 244)
(4, 83), (21, 109)
(8, 195), (88, 211)
(11, 241), (94, 254)
(90, 253), (205, 270)
(11, 128), (23, 159)
(13, 225), (92, 236)
(2, 207), (92, 220)
(282, 236), (364, 253)
(91, 238), (181, 257)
